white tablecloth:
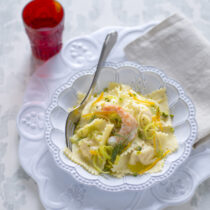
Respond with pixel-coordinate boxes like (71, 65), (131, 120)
(1, 0), (210, 209)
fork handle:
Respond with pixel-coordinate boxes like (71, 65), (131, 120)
(80, 32), (118, 105)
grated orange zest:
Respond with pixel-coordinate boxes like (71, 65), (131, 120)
(91, 92), (104, 107)
(138, 149), (171, 174)
(129, 92), (155, 105)
(90, 150), (98, 155)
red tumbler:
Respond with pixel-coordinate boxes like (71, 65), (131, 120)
(22, 0), (64, 60)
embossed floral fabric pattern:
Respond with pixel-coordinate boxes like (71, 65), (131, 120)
(1, 0), (210, 210)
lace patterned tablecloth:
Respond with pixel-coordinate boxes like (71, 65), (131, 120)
(1, 0), (210, 209)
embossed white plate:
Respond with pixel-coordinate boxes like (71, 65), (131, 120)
(45, 61), (197, 192)
(17, 24), (210, 209)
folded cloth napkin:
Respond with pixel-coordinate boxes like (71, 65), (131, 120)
(124, 14), (210, 141)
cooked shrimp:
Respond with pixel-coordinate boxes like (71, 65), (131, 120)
(102, 105), (138, 144)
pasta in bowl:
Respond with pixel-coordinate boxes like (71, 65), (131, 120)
(45, 62), (197, 191)
(64, 83), (178, 177)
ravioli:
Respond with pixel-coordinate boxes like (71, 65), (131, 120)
(64, 83), (178, 177)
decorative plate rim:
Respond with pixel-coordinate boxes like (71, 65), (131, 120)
(45, 61), (197, 192)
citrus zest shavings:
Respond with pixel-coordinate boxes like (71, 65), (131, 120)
(82, 113), (94, 118)
(152, 108), (163, 131)
(153, 117), (163, 131)
(158, 122), (163, 131)
(90, 150), (98, 155)
(91, 92), (104, 107)
(155, 108), (164, 131)
(138, 149), (171, 174)
(156, 107), (160, 121)
(129, 92), (155, 106)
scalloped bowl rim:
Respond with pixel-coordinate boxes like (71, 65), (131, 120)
(45, 62), (197, 192)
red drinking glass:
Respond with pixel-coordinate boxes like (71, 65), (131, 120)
(22, 0), (64, 60)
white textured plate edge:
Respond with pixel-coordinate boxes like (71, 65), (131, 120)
(45, 61), (197, 192)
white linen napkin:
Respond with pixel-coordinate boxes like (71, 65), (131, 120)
(124, 14), (210, 141)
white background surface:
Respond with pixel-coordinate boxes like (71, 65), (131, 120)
(1, 0), (210, 209)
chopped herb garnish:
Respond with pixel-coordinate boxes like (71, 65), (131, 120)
(162, 112), (168, 118)
(156, 107), (160, 118)
(170, 114), (174, 119)
(136, 146), (142, 151)
(133, 173), (138, 177)
(138, 129), (143, 139)
(105, 97), (110, 102)
(110, 114), (122, 130)
(111, 143), (125, 163)
(170, 127), (175, 133)
(104, 87), (108, 92)
(119, 97), (123, 102)
(115, 118), (122, 129)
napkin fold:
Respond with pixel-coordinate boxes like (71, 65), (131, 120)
(125, 14), (210, 141)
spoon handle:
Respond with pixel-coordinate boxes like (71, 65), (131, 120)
(80, 31), (118, 105)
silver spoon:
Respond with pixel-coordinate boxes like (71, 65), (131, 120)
(65, 31), (118, 151)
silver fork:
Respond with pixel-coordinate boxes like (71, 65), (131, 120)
(65, 31), (118, 151)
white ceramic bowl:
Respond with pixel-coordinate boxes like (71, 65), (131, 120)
(45, 62), (197, 192)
